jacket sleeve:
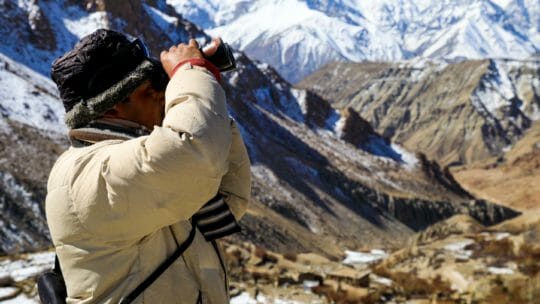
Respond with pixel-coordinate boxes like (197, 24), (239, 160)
(71, 64), (232, 239)
(219, 119), (251, 220)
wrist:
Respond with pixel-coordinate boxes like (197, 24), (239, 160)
(170, 58), (222, 82)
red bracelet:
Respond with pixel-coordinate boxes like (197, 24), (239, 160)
(170, 58), (222, 82)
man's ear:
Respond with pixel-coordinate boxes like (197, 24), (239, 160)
(104, 96), (136, 119)
(103, 105), (121, 118)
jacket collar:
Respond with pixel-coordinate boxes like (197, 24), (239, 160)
(68, 118), (151, 146)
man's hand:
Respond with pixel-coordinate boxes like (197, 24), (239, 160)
(200, 37), (221, 57)
(160, 39), (204, 78)
(160, 38), (223, 78)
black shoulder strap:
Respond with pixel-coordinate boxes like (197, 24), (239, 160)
(120, 225), (197, 304)
(54, 255), (62, 275)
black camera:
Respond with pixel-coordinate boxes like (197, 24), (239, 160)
(201, 38), (237, 72)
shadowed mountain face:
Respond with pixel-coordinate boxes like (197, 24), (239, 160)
(0, 0), (519, 256)
(299, 59), (540, 167)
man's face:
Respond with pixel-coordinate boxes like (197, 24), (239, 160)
(112, 80), (165, 130)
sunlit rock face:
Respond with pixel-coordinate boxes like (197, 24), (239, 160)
(299, 58), (540, 167)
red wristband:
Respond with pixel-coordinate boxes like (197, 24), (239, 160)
(170, 58), (222, 82)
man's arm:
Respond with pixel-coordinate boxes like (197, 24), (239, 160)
(219, 120), (251, 220)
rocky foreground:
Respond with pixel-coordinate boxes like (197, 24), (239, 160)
(2, 213), (538, 303)
(224, 213), (540, 303)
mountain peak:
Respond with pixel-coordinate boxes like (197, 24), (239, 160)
(168, 0), (539, 83)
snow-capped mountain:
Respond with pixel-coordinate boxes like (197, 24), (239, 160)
(167, 0), (540, 83)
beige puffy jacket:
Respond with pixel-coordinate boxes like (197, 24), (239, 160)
(45, 63), (251, 303)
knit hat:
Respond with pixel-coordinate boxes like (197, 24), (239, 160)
(51, 29), (168, 129)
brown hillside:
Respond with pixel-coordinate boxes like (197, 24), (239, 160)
(299, 59), (540, 167)
(452, 120), (540, 211)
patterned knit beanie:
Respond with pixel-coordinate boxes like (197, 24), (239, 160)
(51, 29), (168, 129)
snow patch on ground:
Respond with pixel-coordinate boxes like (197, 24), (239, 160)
(231, 291), (313, 304)
(0, 251), (55, 282)
(291, 88), (308, 116)
(447, 269), (469, 292)
(359, 136), (418, 169)
(391, 143), (418, 169)
(1, 294), (38, 304)
(444, 239), (475, 252)
(63, 11), (109, 39)
(251, 164), (279, 185)
(488, 266), (514, 275)
(0, 53), (66, 134)
(476, 61), (515, 113)
(0, 287), (19, 299)
(481, 232), (511, 241)
(0, 250), (51, 303)
(363, 137), (403, 161)
(333, 115), (347, 138)
(302, 279), (320, 290)
(231, 292), (257, 304)
(471, 59), (540, 123)
(444, 239), (474, 260)
(143, 3), (187, 43)
(370, 274), (393, 286)
(494, 232), (511, 240)
(342, 249), (388, 265)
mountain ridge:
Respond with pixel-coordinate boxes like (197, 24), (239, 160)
(167, 0), (540, 83)
(299, 58), (540, 166)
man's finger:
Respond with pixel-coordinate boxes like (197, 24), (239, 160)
(203, 38), (220, 57)
(189, 39), (199, 48)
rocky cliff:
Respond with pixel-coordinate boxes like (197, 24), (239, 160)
(299, 58), (540, 167)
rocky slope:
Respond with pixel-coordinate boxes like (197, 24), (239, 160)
(0, 119), (66, 255)
(0, 0), (519, 257)
(299, 58), (540, 167)
(452, 120), (540, 210)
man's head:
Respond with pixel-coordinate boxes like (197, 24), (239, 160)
(51, 29), (168, 130)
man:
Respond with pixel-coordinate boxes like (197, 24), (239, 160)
(45, 29), (251, 303)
